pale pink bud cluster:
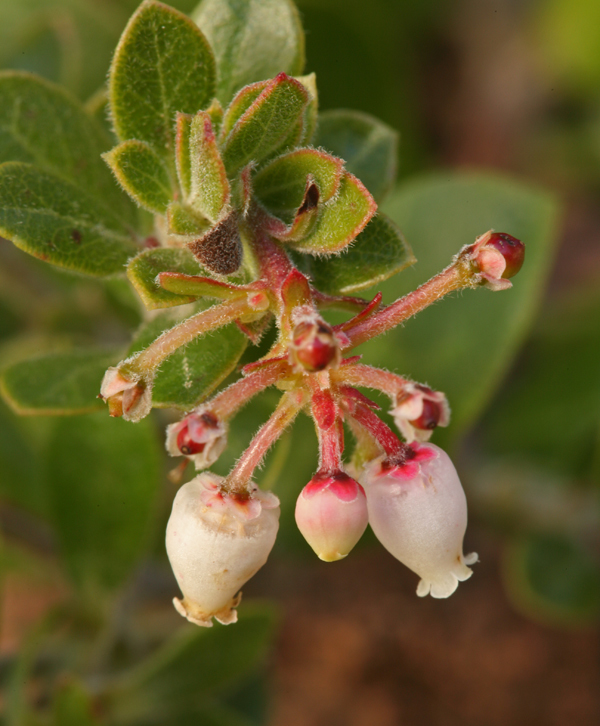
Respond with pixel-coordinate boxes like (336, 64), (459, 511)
(165, 472), (280, 627)
(392, 383), (450, 443)
(166, 409), (228, 470)
(361, 443), (477, 598)
(295, 472), (368, 561)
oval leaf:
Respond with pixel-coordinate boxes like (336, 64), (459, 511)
(0, 71), (136, 224)
(1, 349), (119, 415)
(193, 0), (305, 104)
(0, 162), (139, 276)
(298, 213), (415, 294)
(46, 414), (161, 594)
(221, 73), (308, 176)
(189, 111), (230, 222)
(109, 0), (216, 159)
(316, 109), (398, 203)
(103, 140), (174, 214)
(129, 305), (248, 409)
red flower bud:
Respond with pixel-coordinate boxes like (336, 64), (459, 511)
(485, 233), (524, 279)
(290, 317), (339, 372)
(392, 383), (450, 443)
(166, 410), (227, 469)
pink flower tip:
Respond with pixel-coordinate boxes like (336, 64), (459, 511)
(295, 471), (368, 562)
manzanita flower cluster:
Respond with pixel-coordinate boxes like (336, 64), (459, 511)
(91, 1), (527, 627)
(0, 0), (524, 628)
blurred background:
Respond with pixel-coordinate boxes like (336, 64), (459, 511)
(0, 0), (599, 724)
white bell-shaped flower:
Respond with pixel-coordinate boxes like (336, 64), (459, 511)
(295, 472), (368, 562)
(166, 472), (280, 627)
(362, 443), (477, 598)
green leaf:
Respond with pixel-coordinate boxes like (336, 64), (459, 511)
(315, 109), (398, 203)
(175, 113), (193, 198)
(219, 81), (268, 140)
(0, 162), (139, 277)
(192, 0), (305, 104)
(46, 413), (161, 594)
(287, 171), (376, 254)
(168, 201), (209, 235)
(127, 247), (207, 309)
(110, 604), (277, 724)
(189, 111), (230, 222)
(253, 148), (343, 222)
(482, 285), (600, 476)
(129, 306), (247, 409)
(375, 172), (559, 445)
(298, 213), (415, 294)
(504, 533), (600, 627)
(1, 349), (118, 415)
(109, 0), (216, 161)
(103, 140), (174, 214)
(221, 73), (308, 176)
(0, 71), (135, 223)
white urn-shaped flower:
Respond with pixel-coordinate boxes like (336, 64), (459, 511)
(362, 443), (477, 598)
(166, 472), (280, 626)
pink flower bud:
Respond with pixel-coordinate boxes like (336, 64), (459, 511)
(166, 409), (227, 470)
(392, 383), (450, 443)
(362, 443), (477, 598)
(166, 472), (280, 627)
(295, 472), (368, 561)
(470, 230), (524, 291)
(100, 367), (152, 422)
(289, 316), (340, 372)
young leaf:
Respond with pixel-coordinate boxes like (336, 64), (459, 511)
(46, 414), (161, 594)
(220, 81), (269, 140)
(315, 109), (398, 203)
(0, 71), (135, 223)
(193, 0), (305, 104)
(286, 171), (376, 254)
(127, 247), (207, 309)
(103, 140), (174, 214)
(109, 0), (216, 160)
(1, 349), (119, 415)
(297, 72), (318, 144)
(175, 113), (193, 198)
(253, 148), (343, 222)
(0, 162), (139, 277)
(189, 111), (230, 222)
(129, 305), (247, 408)
(167, 202), (209, 236)
(297, 213), (415, 294)
(377, 172), (559, 445)
(221, 73), (308, 176)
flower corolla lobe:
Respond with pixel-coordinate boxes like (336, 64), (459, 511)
(392, 383), (450, 443)
(362, 443), (477, 598)
(166, 472), (280, 627)
(166, 409), (228, 470)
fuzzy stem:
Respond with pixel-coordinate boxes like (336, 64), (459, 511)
(223, 389), (306, 496)
(344, 398), (406, 459)
(332, 364), (409, 399)
(123, 296), (256, 377)
(210, 360), (290, 420)
(341, 260), (472, 350)
(311, 390), (344, 474)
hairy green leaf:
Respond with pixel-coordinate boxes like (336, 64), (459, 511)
(128, 247), (207, 309)
(129, 306), (247, 408)
(299, 213), (415, 294)
(287, 171), (376, 253)
(110, 604), (277, 723)
(0, 71), (135, 223)
(253, 148), (342, 222)
(0, 162), (139, 276)
(193, 0), (305, 104)
(375, 173), (559, 445)
(189, 111), (230, 222)
(103, 140), (174, 214)
(316, 109), (398, 203)
(221, 73), (308, 176)
(1, 349), (118, 415)
(220, 81), (268, 140)
(504, 533), (600, 627)
(46, 414), (161, 594)
(109, 0), (216, 161)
